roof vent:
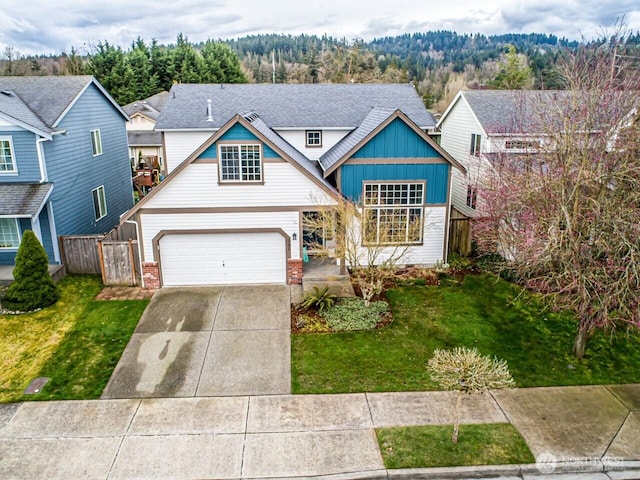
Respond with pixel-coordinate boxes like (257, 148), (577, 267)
(242, 112), (260, 123)
(206, 99), (213, 122)
(1, 90), (13, 96)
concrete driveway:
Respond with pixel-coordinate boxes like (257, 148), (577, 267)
(102, 285), (291, 398)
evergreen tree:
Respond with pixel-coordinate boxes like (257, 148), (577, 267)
(2, 231), (60, 312)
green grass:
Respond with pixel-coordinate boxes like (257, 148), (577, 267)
(377, 423), (535, 469)
(0, 275), (148, 402)
(291, 273), (640, 393)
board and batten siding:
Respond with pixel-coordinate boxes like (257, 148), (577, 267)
(276, 130), (351, 161)
(352, 118), (441, 159)
(340, 163), (450, 205)
(43, 83), (133, 236)
(439, 96), (488, 218)
(139, 211), (301, 263)
(0, 129), (40, 182)
(143, 163), (333, 209)
(163, 131), (214, 173)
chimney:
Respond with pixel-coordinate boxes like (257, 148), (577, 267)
(206, 99), (213, 122)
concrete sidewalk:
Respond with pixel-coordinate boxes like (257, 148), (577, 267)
(1, 385), (639, 479)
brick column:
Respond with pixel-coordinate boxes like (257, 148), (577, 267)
(142, 262), (160, 289)
(287, 259), (303, 285)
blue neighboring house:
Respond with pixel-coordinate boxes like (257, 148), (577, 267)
(0, 76), (134, 265)
(120, 84), (466, 287)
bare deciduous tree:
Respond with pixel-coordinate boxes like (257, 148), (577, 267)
(428, 347), (515, 443)
(474, 26), (640, 358)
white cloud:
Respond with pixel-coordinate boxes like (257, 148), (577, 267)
(0, 0), (638, 55)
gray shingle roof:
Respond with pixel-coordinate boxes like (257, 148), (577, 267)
(123, 91), (169, 121)
(460, 90), (569, 134)
(156, 84), (435, 130)
(0, 76), (95, 127)
(319, 107), (396, 172)
(242, 113), (336, 193)
(0, 183), (53, 216)
(128, 131), (162, 146)
(0, 90), (53, 135)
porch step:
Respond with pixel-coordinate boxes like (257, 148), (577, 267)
(302, 279), (355, 298)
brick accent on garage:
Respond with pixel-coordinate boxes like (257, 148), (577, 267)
(142, 262), (160, 289)
(287, 259), (303, 285)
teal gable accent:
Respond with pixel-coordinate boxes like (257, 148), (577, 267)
(199, 123), (278, 159)
(340, 163), (450, 204)
(352, 118), (441, 158)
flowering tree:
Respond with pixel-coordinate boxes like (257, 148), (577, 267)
(474, 30), (640, 358)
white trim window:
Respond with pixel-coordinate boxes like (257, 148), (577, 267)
(466, 185), (478, 210)
(219, 144), (262, 182)
(363, 182), (424, 245)
(92, 185), (107, 221)
(306, 130), (322, 147)
(90, 129), (103, 156)
(0, 137), (17, 173)
(0, 218), (20, 249)
(470, 133), (481, 157)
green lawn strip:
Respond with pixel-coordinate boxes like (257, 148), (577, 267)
(21, 299), (148, 401)
(377, 423), (535, 469)
(0, 275), (103, 402)
(291, 273), (640, 393)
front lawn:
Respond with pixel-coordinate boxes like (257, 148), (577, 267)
(377, 423), (534, 469)
(291, 274), (640, 393)
(0, 276), (147, 402)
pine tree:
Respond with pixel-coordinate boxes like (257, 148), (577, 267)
(2, 231), (60, 312)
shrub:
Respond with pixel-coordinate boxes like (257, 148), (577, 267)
(300, 285), (337, 313)
(321, 297), (389, 331)
(447, 253), (473, 271)
(2, 231), (60, 312)
(295, 314), (331, 333)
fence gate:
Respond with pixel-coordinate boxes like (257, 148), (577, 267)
(98, 239), (140, 286)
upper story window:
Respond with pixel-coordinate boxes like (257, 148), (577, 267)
(0, 218), (20, 249)
(505, 140), (540, 150)
(0, 138), (16, 173)
(92, 185), (107, 221)
(90, 129), (103, 156)
(466, 185), (478, 210)
(363, 182), (424, 245)
(306, 131), (322, 147)
(470, 133), (481, 157)
(219, 144), (262, 183)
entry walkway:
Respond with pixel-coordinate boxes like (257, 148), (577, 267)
(0, 385), (638, 479)
(101, 285), (291, 398)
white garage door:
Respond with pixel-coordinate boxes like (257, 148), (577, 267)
(160, 232), (286, 286)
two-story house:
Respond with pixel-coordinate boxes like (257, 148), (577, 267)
(121, 84), (464, 287)
(123, 91), (168, 171)
(437, 89), (558, 219)
(0, 76), (134, 266)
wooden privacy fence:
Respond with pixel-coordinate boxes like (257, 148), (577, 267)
(59, 222), (141, 286)
(448, 211), (472, 256)
(59, 235), (103, 274)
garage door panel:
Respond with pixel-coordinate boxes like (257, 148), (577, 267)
(160, 232), (286, 286)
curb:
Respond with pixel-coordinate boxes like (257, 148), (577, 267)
(252, 461), (640, 480)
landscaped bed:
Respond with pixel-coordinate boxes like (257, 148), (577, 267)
(0, 275), (148, 403)
(291, 273), (640, 393)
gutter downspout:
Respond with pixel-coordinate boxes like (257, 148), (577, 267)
(124, 219), (145, 288)
(36, 136), (48, 182)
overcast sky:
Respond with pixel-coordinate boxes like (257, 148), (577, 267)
(1, 0), (639, 56)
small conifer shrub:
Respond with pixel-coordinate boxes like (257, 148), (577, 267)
(2, 231), (60, 312)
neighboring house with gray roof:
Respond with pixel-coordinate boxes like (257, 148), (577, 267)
(0, 76), (133, 266)
(437, 89), (560, 221)
(123, 91), (168, 170)
(121, 83), (463, 288)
